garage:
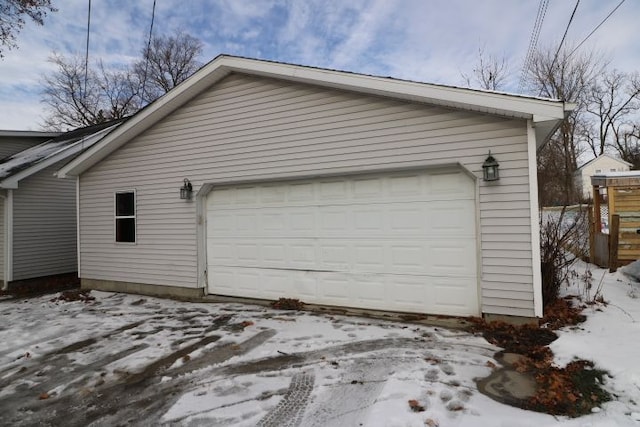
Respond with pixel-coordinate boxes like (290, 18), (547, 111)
(206, 168), (479, 316)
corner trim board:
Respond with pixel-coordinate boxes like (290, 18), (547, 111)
(527, 120), (543, 317)
(6, 189), (13, 282)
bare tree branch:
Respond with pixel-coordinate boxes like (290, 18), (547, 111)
(0, 0), (56, 57)
(525, 45), (606, 205)
(461, 46), (509, 91)
(135, 31), (203, 103)
(40, 31), (202, 130)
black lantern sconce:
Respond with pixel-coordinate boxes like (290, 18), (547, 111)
(482, 151), (500, 182)
(180, 178), (193, 200)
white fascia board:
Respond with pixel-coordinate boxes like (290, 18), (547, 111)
(58, 55), (571, 177)
(2, 125), (115, 188)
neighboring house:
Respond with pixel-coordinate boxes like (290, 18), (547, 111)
(0, 130), (61, 158)
(57, 55), (572, 322)
(0, 122), (122, 289)
(574, 154), (632, 200)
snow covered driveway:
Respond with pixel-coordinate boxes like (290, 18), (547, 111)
(1, 283), (638, 427)
(0, 291), (503, 426)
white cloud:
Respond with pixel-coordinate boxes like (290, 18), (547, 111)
(1, 0), (639, 130)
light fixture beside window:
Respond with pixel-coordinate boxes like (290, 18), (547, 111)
(180, 178), (193, 200)
(482, 151), (500, 182)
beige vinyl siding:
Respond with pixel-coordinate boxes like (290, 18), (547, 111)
(80, 73), (536, 316)
(12, 163), (77, 280)
(0, 137), (45, 159)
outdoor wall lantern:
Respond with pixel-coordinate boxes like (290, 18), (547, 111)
(482, 151), (500, 182)
(180, 178), (193, 200)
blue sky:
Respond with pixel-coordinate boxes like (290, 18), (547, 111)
(1, 0), (639, 130)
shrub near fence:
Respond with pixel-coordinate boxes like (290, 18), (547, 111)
(539, 205), (589, 307)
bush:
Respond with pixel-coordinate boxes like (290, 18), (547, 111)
(540, 206), (588, 307)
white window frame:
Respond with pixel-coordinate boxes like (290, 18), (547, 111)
(114, 190), (136, 244)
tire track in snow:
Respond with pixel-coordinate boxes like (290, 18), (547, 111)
(257, 371), (315, 427)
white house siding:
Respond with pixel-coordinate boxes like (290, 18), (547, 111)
(79, 73), (536, 317)
(12, 163), (77, 280)
(576, 156), (631, 200)
(0, 196), (4, 283)
(0, 138), (45, 160)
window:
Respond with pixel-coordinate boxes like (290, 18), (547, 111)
(610, 168), (616, 172)
(115, 191), (136, 243)
(595, 169), (602, 173)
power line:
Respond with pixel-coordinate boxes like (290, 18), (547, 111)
(83, 0), (92, 99)
(141, 0), (157, 103)
(548, 0), (580, 73)
(567, 0), (626, 59)
(519, 0), (548, 89)
(518, 0), (549, 92)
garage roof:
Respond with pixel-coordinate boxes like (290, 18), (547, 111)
(57, 55), (574, 178)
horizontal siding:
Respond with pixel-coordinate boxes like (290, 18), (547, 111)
(0, 138), (43, 160)
(0, 197), (4, 281)
(12, 163), (77, 280)
(80, 73), (535, 315)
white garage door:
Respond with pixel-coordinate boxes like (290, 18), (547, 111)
(206, 169), (479, 316)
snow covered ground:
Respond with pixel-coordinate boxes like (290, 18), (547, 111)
(0, 262), (639, 426)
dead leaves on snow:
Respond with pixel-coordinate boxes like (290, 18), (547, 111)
(270, 298), (305, 310)
(408, 399), (425, 412)
(471, 298), (610, 417)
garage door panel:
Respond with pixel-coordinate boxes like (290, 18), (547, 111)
(353, 177), (383, 198)
(236, 243), (260, 262)
(353, 244), (386, 270)
(428, 240), (478, 276)
(319, 274), (351, 301)
(390, 244), (425, 273)
(389, 174), (424, 196)
(209, 237), (477, 277)
(320, 208), (350, 233)
(430, 171), (475, 198)
(235, 186), (259, 204)
(320, 244), (351, 270)
(207, 169), (479, 316)
(389, 276), (429, 311)
(433, 277), (479, 314)
(261, 243), (286, 266)
(288, 182), (315, 201)
(260, 185), (287, 203)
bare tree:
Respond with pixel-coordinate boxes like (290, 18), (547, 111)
(613, 123), (640, 169)
(135, 31), (203, 102)
(584, 70), (640, 159)
(524, 45), (605, 205)
(41, 54), (106, 130)
(41, 31), (203, 130)
(98, 61), (142, 120)
(461, 46), (509, 91)
(41, 54), (140, 130)
(0, 0), (56, 57)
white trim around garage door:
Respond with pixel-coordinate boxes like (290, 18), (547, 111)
(202, 164), (481, 316)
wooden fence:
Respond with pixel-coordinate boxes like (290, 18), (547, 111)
(590, 184), (640, 271)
